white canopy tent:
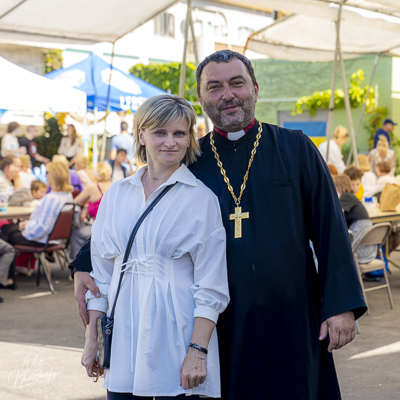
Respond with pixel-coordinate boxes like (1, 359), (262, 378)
(0, 56), (87, 113)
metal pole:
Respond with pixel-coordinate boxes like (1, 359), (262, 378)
(83, 112), (89, 158)
(93, 107), (98, 169)
(325, 4), (342, 162)
(100, 42), (116, 161)
(189, 7), (210, 133)
(346, 54), (380, 165)
(338, 42), (359, 167)
(179, 0), (191, 98)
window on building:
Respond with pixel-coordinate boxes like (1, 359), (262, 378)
(154, 13), (175, 37)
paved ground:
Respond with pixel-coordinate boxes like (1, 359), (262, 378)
(0, 256), (399, 399)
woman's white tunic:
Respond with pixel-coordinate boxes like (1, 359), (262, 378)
(86, 165), (229, 397)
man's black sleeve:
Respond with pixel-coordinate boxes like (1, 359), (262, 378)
(68, 237), (93, 278)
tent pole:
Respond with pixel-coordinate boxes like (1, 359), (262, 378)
(83, 112), (89, 158)
(346, 54), (380, 165)
(179, 0), (191, 98)
(93, 107), (98, 169)
(100, 42), (116, 162)
(325, 4), (342, 162)
(338, 42), (359, 167)
(189, 6), (210, 133)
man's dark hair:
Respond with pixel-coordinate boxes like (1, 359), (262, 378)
(196, 50), (257, 98)
(121, 122), (128, 132)
(7, 122), (20, 133)
(116, 148), (127, 155)
(344, 166), (363, 180)
(0, 155), (17, 172)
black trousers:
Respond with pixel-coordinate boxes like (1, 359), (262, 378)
(0, 224), (45, 247)
(107, 392), (200, 400)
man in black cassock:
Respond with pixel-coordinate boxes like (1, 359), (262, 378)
(70, 50), (367, 400)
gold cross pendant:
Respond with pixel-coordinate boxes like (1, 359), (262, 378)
(229, 207), (249, 239)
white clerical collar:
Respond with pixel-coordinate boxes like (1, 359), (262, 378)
(227, 130), (245, 141)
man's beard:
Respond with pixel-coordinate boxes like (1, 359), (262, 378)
(202, 94), (257, 132)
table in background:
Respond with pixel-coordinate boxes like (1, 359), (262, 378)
(0, 206), (34, 220)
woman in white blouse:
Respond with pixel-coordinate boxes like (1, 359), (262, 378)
(82, 95), (230, 400)
(57, 124), (81, 165)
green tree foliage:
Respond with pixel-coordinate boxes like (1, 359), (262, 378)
(130, 62), (201, 114)
(293, 69), (375, 116)
(35, 115), (62, 161)
(43, 49), (63, 74)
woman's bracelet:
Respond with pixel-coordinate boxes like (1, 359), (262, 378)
(190, 348), (206, 360)
(189, 343), (208, 355)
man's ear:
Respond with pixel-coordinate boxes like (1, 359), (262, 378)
(254, 82), (259, 102)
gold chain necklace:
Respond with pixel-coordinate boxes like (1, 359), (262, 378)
(210, 121), (262, 238)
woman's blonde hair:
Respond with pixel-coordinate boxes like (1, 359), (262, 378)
(357, 154), (370, 172)
(333, 174), (352, 195)
(332, 125), (349, 139)
(74, 154), (89, 170)
(377, 137), (389, 150)
(67, 124), (78, 145)
(94, 162), (112, 182)
(19, 154), (32, 169)
(46, 162), (73, 192)
(52, 154), (69, 166)
(133, 94), (201, 166)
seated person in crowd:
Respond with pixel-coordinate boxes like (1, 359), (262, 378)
(333, 175), (376, 264)
(52, 155), (83, 193)
(108, 148), (130, 183)
(358, 154), (377, 198)
(374, 161), (398, 197)
(0, 162), (73, 247)
(344, 166), (364, 201)
(74, 155), (96, 189)
(0, 156), (22, 203)
(369, 137), (396, 176)
(70, 162), (112, 259)
(318, 125), (349, 173)
(18, 155), (37, 190)
(0, 239), (16, 296)
(1, 122), (26, 157)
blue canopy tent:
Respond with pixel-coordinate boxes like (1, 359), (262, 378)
(45, 53), (166, 164)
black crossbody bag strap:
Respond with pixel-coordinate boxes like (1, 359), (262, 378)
(109, 183), (176, 319)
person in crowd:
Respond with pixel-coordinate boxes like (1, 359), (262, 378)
(30, 180), (48, 207)
(357, 154), (377, 198)
(18, 155), (37, 190)
(373, 118), (397, 148)
(19, 125), (50, 167)
(57, 124), (82, 165)
(0, 155), (22, 203)
(80, 95), (229, 399)
(74, 155), (96, 189)
(344, 166), (364, 201)
(109, 121), (135, 166)
(108, 148), (129, 183)
(52, 155), (83, 193)
(327, 164), (339, 176)
(71, 50), (366, 400)
(197, 122), (207, 139)
(369, 137), (396, 176)
(318, 125), (349, 173)
(374, 161), (398, 196)
(1, 122), (26, 158)
(0, 162), (73, 247)
(333, 175), (376, 265)
(70, 162), (112, 260)
(0, 239), (16, 296)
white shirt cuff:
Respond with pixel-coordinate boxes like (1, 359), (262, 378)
(193, 305), (219, 324)
(86, 295), (108, 313)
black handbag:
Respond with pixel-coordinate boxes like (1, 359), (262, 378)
(96, 183), (176, 369)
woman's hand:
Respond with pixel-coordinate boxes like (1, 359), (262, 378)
(180, 349), (206, 389)
(82, 332), (102, 378)
(80, 206), (89, 223)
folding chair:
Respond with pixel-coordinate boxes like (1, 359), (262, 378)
(353, 222), (394, 312)
(13, 203), (76, 294)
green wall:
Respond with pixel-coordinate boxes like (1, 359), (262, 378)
(252, 55), (393, 153)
